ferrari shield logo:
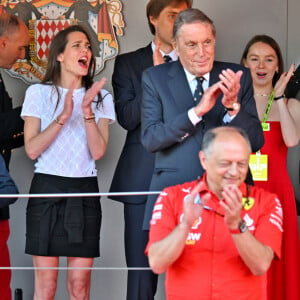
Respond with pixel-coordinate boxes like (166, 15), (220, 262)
(0, 0), (124, 83)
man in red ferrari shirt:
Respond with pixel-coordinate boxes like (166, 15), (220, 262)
(146, 126), (283, 300)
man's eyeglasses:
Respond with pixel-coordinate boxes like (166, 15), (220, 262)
(194, 193), (225, 217)
(193, 185), (251, 218)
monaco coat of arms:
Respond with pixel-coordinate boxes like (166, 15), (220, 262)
(0, 0), (124, 83)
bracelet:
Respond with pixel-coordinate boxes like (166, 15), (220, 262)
(54, 117), (64, 126)
(83, 113), (95, 122)
(273, 94), (285, 101)
(84, 118), (95, 123)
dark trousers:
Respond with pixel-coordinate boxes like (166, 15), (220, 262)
(124, 203), (158, 300)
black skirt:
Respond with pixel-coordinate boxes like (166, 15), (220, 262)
(25, 173), (101, 257)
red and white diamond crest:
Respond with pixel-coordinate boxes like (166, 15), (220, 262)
(0, 0), (125, 84)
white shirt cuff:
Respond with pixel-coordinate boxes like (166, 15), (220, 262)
(188, 108), (202, 126)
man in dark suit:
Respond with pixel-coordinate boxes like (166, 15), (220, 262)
(141, 8), (264, 230)
(109, 0), (192, 299)
(0, 155), (18, 208)
(0, 14), (29, 300)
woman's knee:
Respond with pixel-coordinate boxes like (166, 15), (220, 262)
(67, 272), (91, 299)
(34, 278), (57, 300)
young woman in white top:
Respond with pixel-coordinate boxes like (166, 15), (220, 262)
(21, 25), (115, 300)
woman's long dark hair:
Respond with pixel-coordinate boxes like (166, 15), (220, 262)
(240, 35), (284, 87)
(43, 24), (103, 109)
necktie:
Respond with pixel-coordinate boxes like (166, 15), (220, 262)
(163, 55), (172, 63)
(193, 76), (205, 104)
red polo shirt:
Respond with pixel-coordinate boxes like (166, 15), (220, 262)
(146, 176), (283, 300)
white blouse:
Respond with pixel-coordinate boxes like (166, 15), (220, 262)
(21, 84), (115, 177)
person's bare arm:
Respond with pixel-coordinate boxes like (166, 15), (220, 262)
(220, 185), (274, 275)
(275, 64), (299, 146)
(82, 78), (110, 160)
(149, 182), (209, 273)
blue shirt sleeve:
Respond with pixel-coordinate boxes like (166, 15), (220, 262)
(0, 155), (19, 208)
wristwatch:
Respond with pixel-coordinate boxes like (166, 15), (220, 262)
(226, 102), (240, 111)
(229, 220), (248, 234)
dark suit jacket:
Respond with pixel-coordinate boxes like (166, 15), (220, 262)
(109, 44), (156, 204)
(0, 72), (24, 219)
(141, 60), (264, 228)
(0, 155), (18, 208)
